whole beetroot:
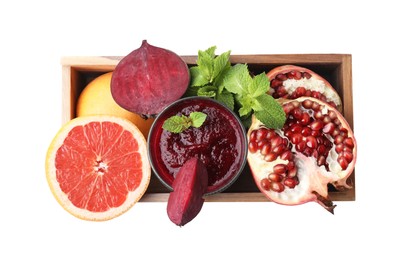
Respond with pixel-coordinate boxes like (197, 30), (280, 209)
(111, 40), (190, 117)
(167, 157), (208, 226)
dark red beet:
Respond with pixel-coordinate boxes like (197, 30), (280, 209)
(111, 40), (190, 117)
(167, 157), (208, 226)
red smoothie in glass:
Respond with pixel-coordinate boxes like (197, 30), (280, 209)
(148, 97), (247, 195)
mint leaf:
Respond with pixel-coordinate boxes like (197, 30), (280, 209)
(216, 90), (234, 110)
(204, 46), (217, 58)
(197, 50), (214, 81)
(237, 95), (254, 117)
(162, 116), (189, 133)
(197, 85), (217, 98)
(254, 94), (286, 129)
(213, 50), (231, 80)
(223, 64), (251, 96)
(248, 72), (270, 98)
(189, 112), (207, 128)
(162, 112), (208, 133)
(190, 66), (209, 87)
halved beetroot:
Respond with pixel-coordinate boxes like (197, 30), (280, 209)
(111, 40), (190, 117)
(167, 157), (208, 226)
(267, 65), (342, 112)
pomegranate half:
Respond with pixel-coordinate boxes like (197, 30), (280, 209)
(267, 65), (342, 112)
(247, 97), (356, 213)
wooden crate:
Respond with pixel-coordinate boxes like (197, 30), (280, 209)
(61, 54), (355, 202)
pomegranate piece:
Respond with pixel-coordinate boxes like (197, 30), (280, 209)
(267, 65), (343, 112)
(247, 97), (357, 213)
(111, 40), (190, 117)
(167, 157), (208, 226)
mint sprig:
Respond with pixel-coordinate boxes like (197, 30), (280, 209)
(186, 46), (286, 130)
(222, 64), (286, 129)
(162, 112), (207, 133)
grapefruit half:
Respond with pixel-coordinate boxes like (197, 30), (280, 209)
(45, 115), (151, 221)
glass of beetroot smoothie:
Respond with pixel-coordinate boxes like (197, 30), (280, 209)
(148, 96), (248, 195)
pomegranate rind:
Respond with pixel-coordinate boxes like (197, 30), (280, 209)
(111, 40), (190, 116)
(247, 97), (356, 212)
(267, 65), (343, 112)
(45, 115), (151, 221)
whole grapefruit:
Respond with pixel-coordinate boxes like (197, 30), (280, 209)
(76, 72), (154, 139)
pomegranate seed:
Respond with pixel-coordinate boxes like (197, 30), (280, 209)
(266, 130), (277, 139)
(311, 101), (320, 111)
(264, 152), (278, 162)
(250, 130), (257, 141)
(328, 110), (337, 120)
(303, 147), (313, 157)
(314, 111), (323, 119)
(272, 92), (280, 99)
(272, 145), (285, 156)
(301, 126), (312, 136)
(287, 167), (297, 178)
(291, 133), (303, 144)
(342, 151), (354, 163)
(261, 143), (271, 156)
(292, 107), (303, 120)
(296, 86), (306, 96)
(290, 123), (302, 133)
(344, 137), (355, 148)
(280, 150), (293, 161)
(302, 99), (313, 109)
(284, 178), (297, 188)
(303, 71), (312, 79)
(306, 136), (317, 149)
(273, 164), (287, 175)
(332, 128), (340, 137)
(334, 135), (344, 145)
(286, 161), (295, 170)
(338, 156), (349, 170)
(335, 143), (344, 153)
(256, 128), (268, 141)
(271, 182), (285, 192)
(296, 141), (307, 152)
(271, 79), (283, 88)
(276, 86), (288, 96)
(270, 136), (283, 148)
(283, 103), (294, 114)
(276, 73), (287, 81)
(268, 172), (283, 182)
(323, 115), (331, 124)
(300, 113), (310, 125)
(261, 178), (271, 191)
(249, 141), (258, 153)
(322, 122), (335, 134)
(317, 144), (326, 155)
(310, 120), (324, 131)
(311, 91), (321, 99)
(310, 130), (320, 137)
(317, 155), (326, 166)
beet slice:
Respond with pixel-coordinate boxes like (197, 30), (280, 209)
(111, 40), (190, 117)
(167, 157), (208, 226)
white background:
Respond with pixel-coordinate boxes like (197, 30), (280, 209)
(1, 0), (414, 259)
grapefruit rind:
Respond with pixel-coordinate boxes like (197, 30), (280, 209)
(45, 115), (151, 221)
